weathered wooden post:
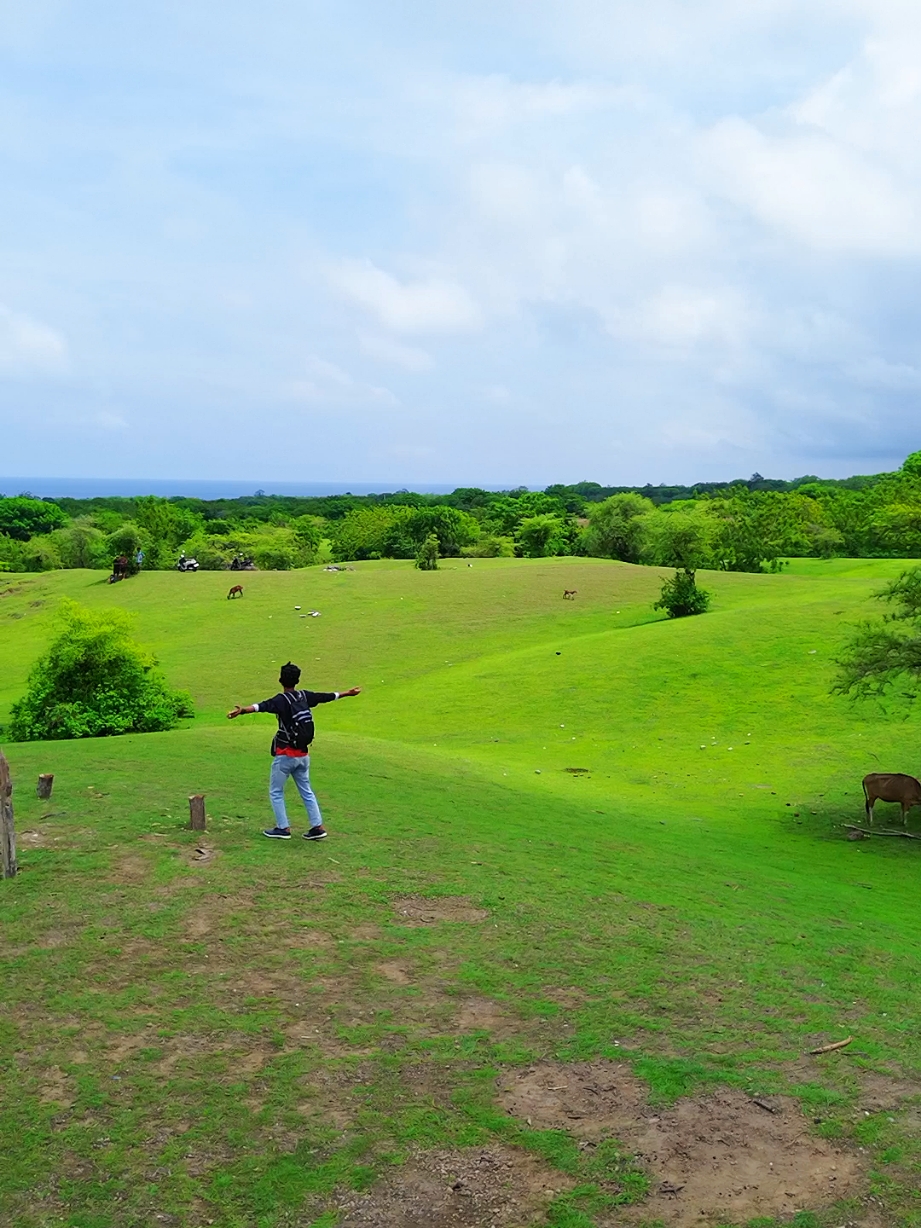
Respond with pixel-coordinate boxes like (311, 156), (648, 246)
(188, 794), (207, 832)
(37, 773), (54, 800)
(0, 751), (17, 880)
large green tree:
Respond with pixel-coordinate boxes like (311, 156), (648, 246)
(0, 496), (68, 540)
(582, 493), (654, 562)
(834, 567), (921, 700)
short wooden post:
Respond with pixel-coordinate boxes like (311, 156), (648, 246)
(0, 751), (17, 880)
(188, 794), (207, 831)
(37, 774), (54, 800)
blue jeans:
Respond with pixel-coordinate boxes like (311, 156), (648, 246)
(269, 754), (323, 830)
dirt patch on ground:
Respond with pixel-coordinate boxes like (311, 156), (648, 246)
(858, 1071), (921, 1112)
(452, 996), (519, 1038)
(39, 1066), (76, 1108)
(336, 1145), (572, 1227)
(187, 843), (220, 866)
(108, 853), (154, 884)
(377, 960), (413, 985)
(391, 896), (488, 926)
(497, 1062), (863, 1226)
(498, 1060), (645, 1137)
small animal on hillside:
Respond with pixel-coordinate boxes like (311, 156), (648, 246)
(227, 584), (244, 599)
(563, 589), (577, 600)
(862, 772), (921, 826)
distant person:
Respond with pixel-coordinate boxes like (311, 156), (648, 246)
(227, 661), (361, 840)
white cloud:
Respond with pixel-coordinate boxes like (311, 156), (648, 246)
(701, 118), (920, 254)
(611, 285), (751, 349)
(0, 304), (66, 371)
(329, 260), (482, 334)
(285, 355), (399, 407)
(92, 411), (128, 430)
(449, 74), (629, 139)
(359, 333), (433, 371)
(846, 357), (921, 391)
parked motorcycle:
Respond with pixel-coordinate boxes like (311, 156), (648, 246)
(176, 555), (200, 572)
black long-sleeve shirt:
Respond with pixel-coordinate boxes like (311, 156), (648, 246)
(253, 689), (339, 755)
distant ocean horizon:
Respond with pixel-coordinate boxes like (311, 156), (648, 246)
(0, 477), (486, 500)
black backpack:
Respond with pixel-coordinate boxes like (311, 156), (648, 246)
(275, 692), (315, 753)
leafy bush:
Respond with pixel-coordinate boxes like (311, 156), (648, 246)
(0, 496), (68, 540)
(641, 505), (715, 570)
(834, 566), (921, 701)
(174, 530), (233, 570)
(0, 535), (25, 571)
(134, 497), (204, 567)
(461, 534), (515, 558)
(9, 600), (193, 741)
(48, 519), (110, 569)
(107, 521), (152, 568)
(415, 533), (439, 570)
(582, 493), (654, 562)
(516, 514), (569, 558)
(20, 537), (62, 571)
(252, 542), (298, 570)
(653, 569), (711, 619)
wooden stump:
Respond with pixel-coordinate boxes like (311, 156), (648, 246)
(37, 773), (54, 800)
(0, 751), (17, 880)
(188, 794), (207, 831)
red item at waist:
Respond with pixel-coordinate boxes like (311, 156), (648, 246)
(275, 746), (308, 758)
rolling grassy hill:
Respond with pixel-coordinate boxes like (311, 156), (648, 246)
(2, 558), (920, 1228)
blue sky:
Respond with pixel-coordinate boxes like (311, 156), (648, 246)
(1, 0), (920, 487)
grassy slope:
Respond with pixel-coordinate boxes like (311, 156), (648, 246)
(2, 559), (921, 1227)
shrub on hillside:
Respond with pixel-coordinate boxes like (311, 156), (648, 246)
(653, 569), (711, 619)
(834, 565), (921, 700)
(107, 522), (153, 569)
(461, 534), (515, 558)
(0, 535), (25, 571)
(20, 537), (62, 571)
(0, 496), (68, 540)
(415, 533), (439, 570)
(516, 514), (569, 558)
(252, 542), (298, 570)
(9, 600), (193, 741)
(48, 519), (111, 569)
(582, 493), (654, 562)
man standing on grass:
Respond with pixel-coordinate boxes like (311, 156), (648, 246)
(227, 661), (360, 840)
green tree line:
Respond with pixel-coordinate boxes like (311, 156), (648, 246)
(3, 452), (921, 574)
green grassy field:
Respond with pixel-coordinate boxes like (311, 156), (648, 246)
(2, 558), (921, 1228)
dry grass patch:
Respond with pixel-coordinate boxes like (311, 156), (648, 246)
(498, 1061), (864, 1227)
(336, 1144), (574, 1227)
(391, 896), (489, 926)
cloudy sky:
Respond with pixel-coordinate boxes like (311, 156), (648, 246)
(2, 0), (921, 487)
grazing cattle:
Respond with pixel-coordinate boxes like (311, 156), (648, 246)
(862, 772), (921, 826)
(227, 585), (244, 599)
(563, 589), (577, 600)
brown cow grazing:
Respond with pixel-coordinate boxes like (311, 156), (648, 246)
(227, 585), (244, 599)
(563, 589), (577, 600)
(862, 772), (921, 826)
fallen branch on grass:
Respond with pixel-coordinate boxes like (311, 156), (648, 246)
(809, 1036), (853, 1055)
(844, 824), (921, 840)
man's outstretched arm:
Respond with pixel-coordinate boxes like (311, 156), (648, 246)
(227, 704), (257, 719)
(302, 686), (362, 705)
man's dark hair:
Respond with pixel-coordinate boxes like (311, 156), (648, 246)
(279, 661), (301, 688)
